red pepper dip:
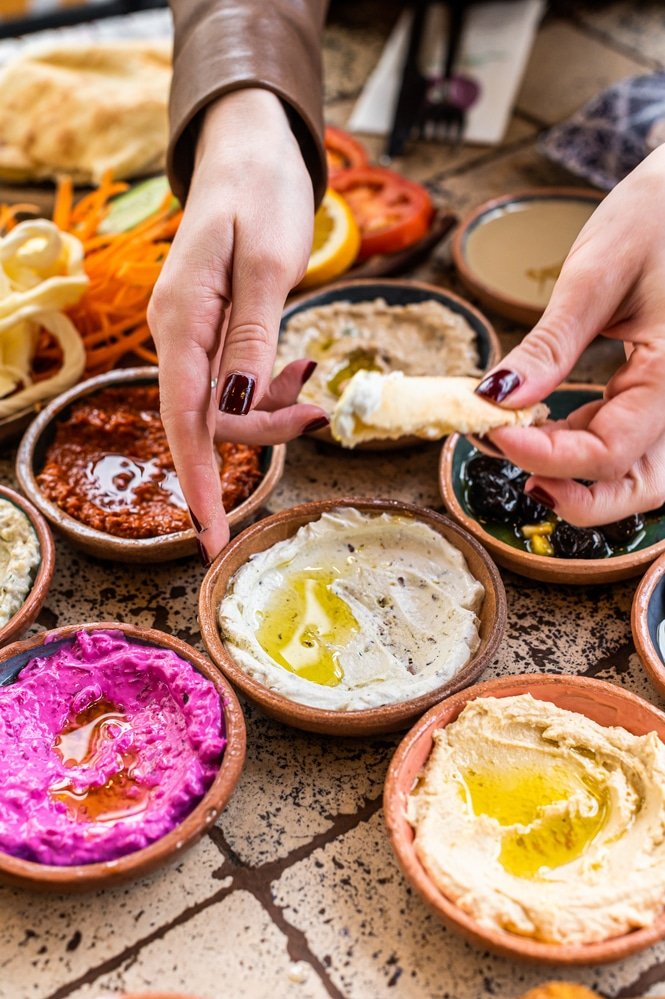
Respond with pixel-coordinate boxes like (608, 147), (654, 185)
(36, 386), (263, 538)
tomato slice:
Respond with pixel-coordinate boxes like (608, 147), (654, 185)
(330, 166), (433, 261)
(324, 126), (369, 179)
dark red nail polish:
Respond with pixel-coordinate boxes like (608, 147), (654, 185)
(303, 416), (329, 433)
(477, 435), (504, 457)
(526, 486), (555, 510)
(301, 360), (317, 385)
(196, 538), (212, 568)
(476, 369), (521, 403)
(188, 506), (203, 534)
(220, 373), (256, 415)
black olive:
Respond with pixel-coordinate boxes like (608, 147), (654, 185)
(551, 522), (610, 559)
(467, 473), (521, 523)
(599, 514), (645, 546)
(518, 491), (550, 523)
(466, 455), (522, 484)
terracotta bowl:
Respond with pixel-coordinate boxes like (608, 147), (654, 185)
(452, 188), (603, 326)
(385, 672), (665, 965)
(199, 497), (506, 737)
(15, 367), (285, 563)
(632, 552), (665, 698)
(439, 383), (665, 584)
(0, 621), (246, 892)
(280, 277), (500, 449)
(0, 485), (55, 647)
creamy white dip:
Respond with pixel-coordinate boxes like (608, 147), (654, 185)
(0, 497), (40, 628)
(219, 509), (484, 711)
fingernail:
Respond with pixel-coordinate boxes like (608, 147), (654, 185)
(197, 537), (212, 568)
(476, 369), (521, 403)
(219, 373), (256, 415)
(303, 416), (329, 433)
(526, 486), (555, 510)
(188, 506), (204, 534)
(301, 360), (317, 385)
(477, 435), (504, 457)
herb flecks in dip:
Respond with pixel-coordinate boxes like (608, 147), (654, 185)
(0, 497), (40, 628)
(278, 298), (481, 415)
(219, 509), (484, 711)
(36, 386), (263, 538)
(407, 694), (665, 945)
(0, 629), (224, 866)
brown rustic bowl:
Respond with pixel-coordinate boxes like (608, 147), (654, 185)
(199, 497), (506, 737)
(280, 278), (501, 449)
(0, 485), (55, 647)
(632, 551), (665, 698)
(15, 367), (285, 563)
(452, 188), (603, 326)
(385, 672), (665, 965)
(439, 383), (665, 584)
(0, 621), (246, 892)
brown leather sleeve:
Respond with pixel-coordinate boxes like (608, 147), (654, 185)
(168, 0), (328, 207)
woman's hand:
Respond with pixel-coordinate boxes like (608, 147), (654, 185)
(148, 88), (327, 563)
(477, 146), (665, 526)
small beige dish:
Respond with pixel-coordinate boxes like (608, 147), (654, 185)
(385, 673), (665, 965)
(0, 485), (55, 647)
(199, 497), (506, 737)
(0, 621), (245, 893)
(16, 367), (285, 563)
(632, 551), (665, 698)
(453, 189), (602, 326)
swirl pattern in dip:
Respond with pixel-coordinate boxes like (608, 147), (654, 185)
(0, 629), (224, 866)
(0, 496), (40, 628)
(219, 509), (484, 711)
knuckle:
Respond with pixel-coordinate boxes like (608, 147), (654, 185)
(226, 321), (273, 354)
(518, 321), (574, 373)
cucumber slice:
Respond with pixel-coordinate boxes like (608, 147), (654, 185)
(98, 176), (178, 234)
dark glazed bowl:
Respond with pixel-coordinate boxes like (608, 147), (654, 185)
(632, 552), (665, 698)
(0, 621), (246, 893)
(0, 485), (55, 647)
(15, 367), (285, 563)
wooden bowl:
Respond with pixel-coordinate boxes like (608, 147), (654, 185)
(452, 188), (603, 326)
(0, 621), (246, 892)
(199, 497), (506, 737)
(280, 278), (500, 449)
(385, 672), (665, 965)
(0, 485), (55, 647)
(439, 383), (665, 584)
(15, 367), (285, 563)
(632, 552), (665, 698)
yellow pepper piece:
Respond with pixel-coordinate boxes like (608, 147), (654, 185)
(530, 533), (555, 557)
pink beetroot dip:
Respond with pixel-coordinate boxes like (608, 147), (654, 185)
(0, 629), (225, 866)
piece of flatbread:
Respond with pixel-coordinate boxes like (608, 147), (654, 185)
(0, 42), (171, 184)
(331, 370), (548, 448)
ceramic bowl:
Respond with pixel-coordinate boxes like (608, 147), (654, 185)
(280, 277), (500, 449)
(632, 552), (665, 698)
(15, 367), (285, 563)
(199, 497), (506, 737)
(440, 383), (665, 584)
(0, 485), (55, 647)
(452, 188), (603, 326)
(0, 621), (246, 892)
(385, 672), (665, 965)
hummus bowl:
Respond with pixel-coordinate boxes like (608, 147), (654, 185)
(385, 673), (665, 965)
(440, 384), (665, 584)
(15, 367), (285, 563)
(0, 484), (55, 647)
(632, 552), (665, 699)
(199, 497), (506, 737)
(0, 621), (245, 892)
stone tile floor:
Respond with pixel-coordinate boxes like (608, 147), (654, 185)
(2, 1), (665, 997)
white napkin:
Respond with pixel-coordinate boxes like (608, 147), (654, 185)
(349, 0), (545, 146)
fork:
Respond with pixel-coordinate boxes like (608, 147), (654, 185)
(417, 0), (471, 146)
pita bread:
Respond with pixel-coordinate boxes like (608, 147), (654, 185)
(0, 42), (171, 184)
(331, 370), (548, 447)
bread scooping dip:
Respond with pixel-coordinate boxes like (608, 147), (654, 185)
(0, 497), (40, 628)
(407, 694), (665, 945)
(219, 508), (484, 711)
(0, 629), (225, 865)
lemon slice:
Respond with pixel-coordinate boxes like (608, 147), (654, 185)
(299, 189), (361, 289)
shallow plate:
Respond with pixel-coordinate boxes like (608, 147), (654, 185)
(452, 188), (603, 326)
(385, 672), (665, 965)
(198, 497), (506, 737)
(0, 485), (55, 647)
(15, 367), (285, 563)
(439, 383), (665, 584)
(0, 621), (246, 892)
(280, 277), (500, 450)
(632, 552), (665, 698)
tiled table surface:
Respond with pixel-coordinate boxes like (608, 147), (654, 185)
(2, 2), (665, 997)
